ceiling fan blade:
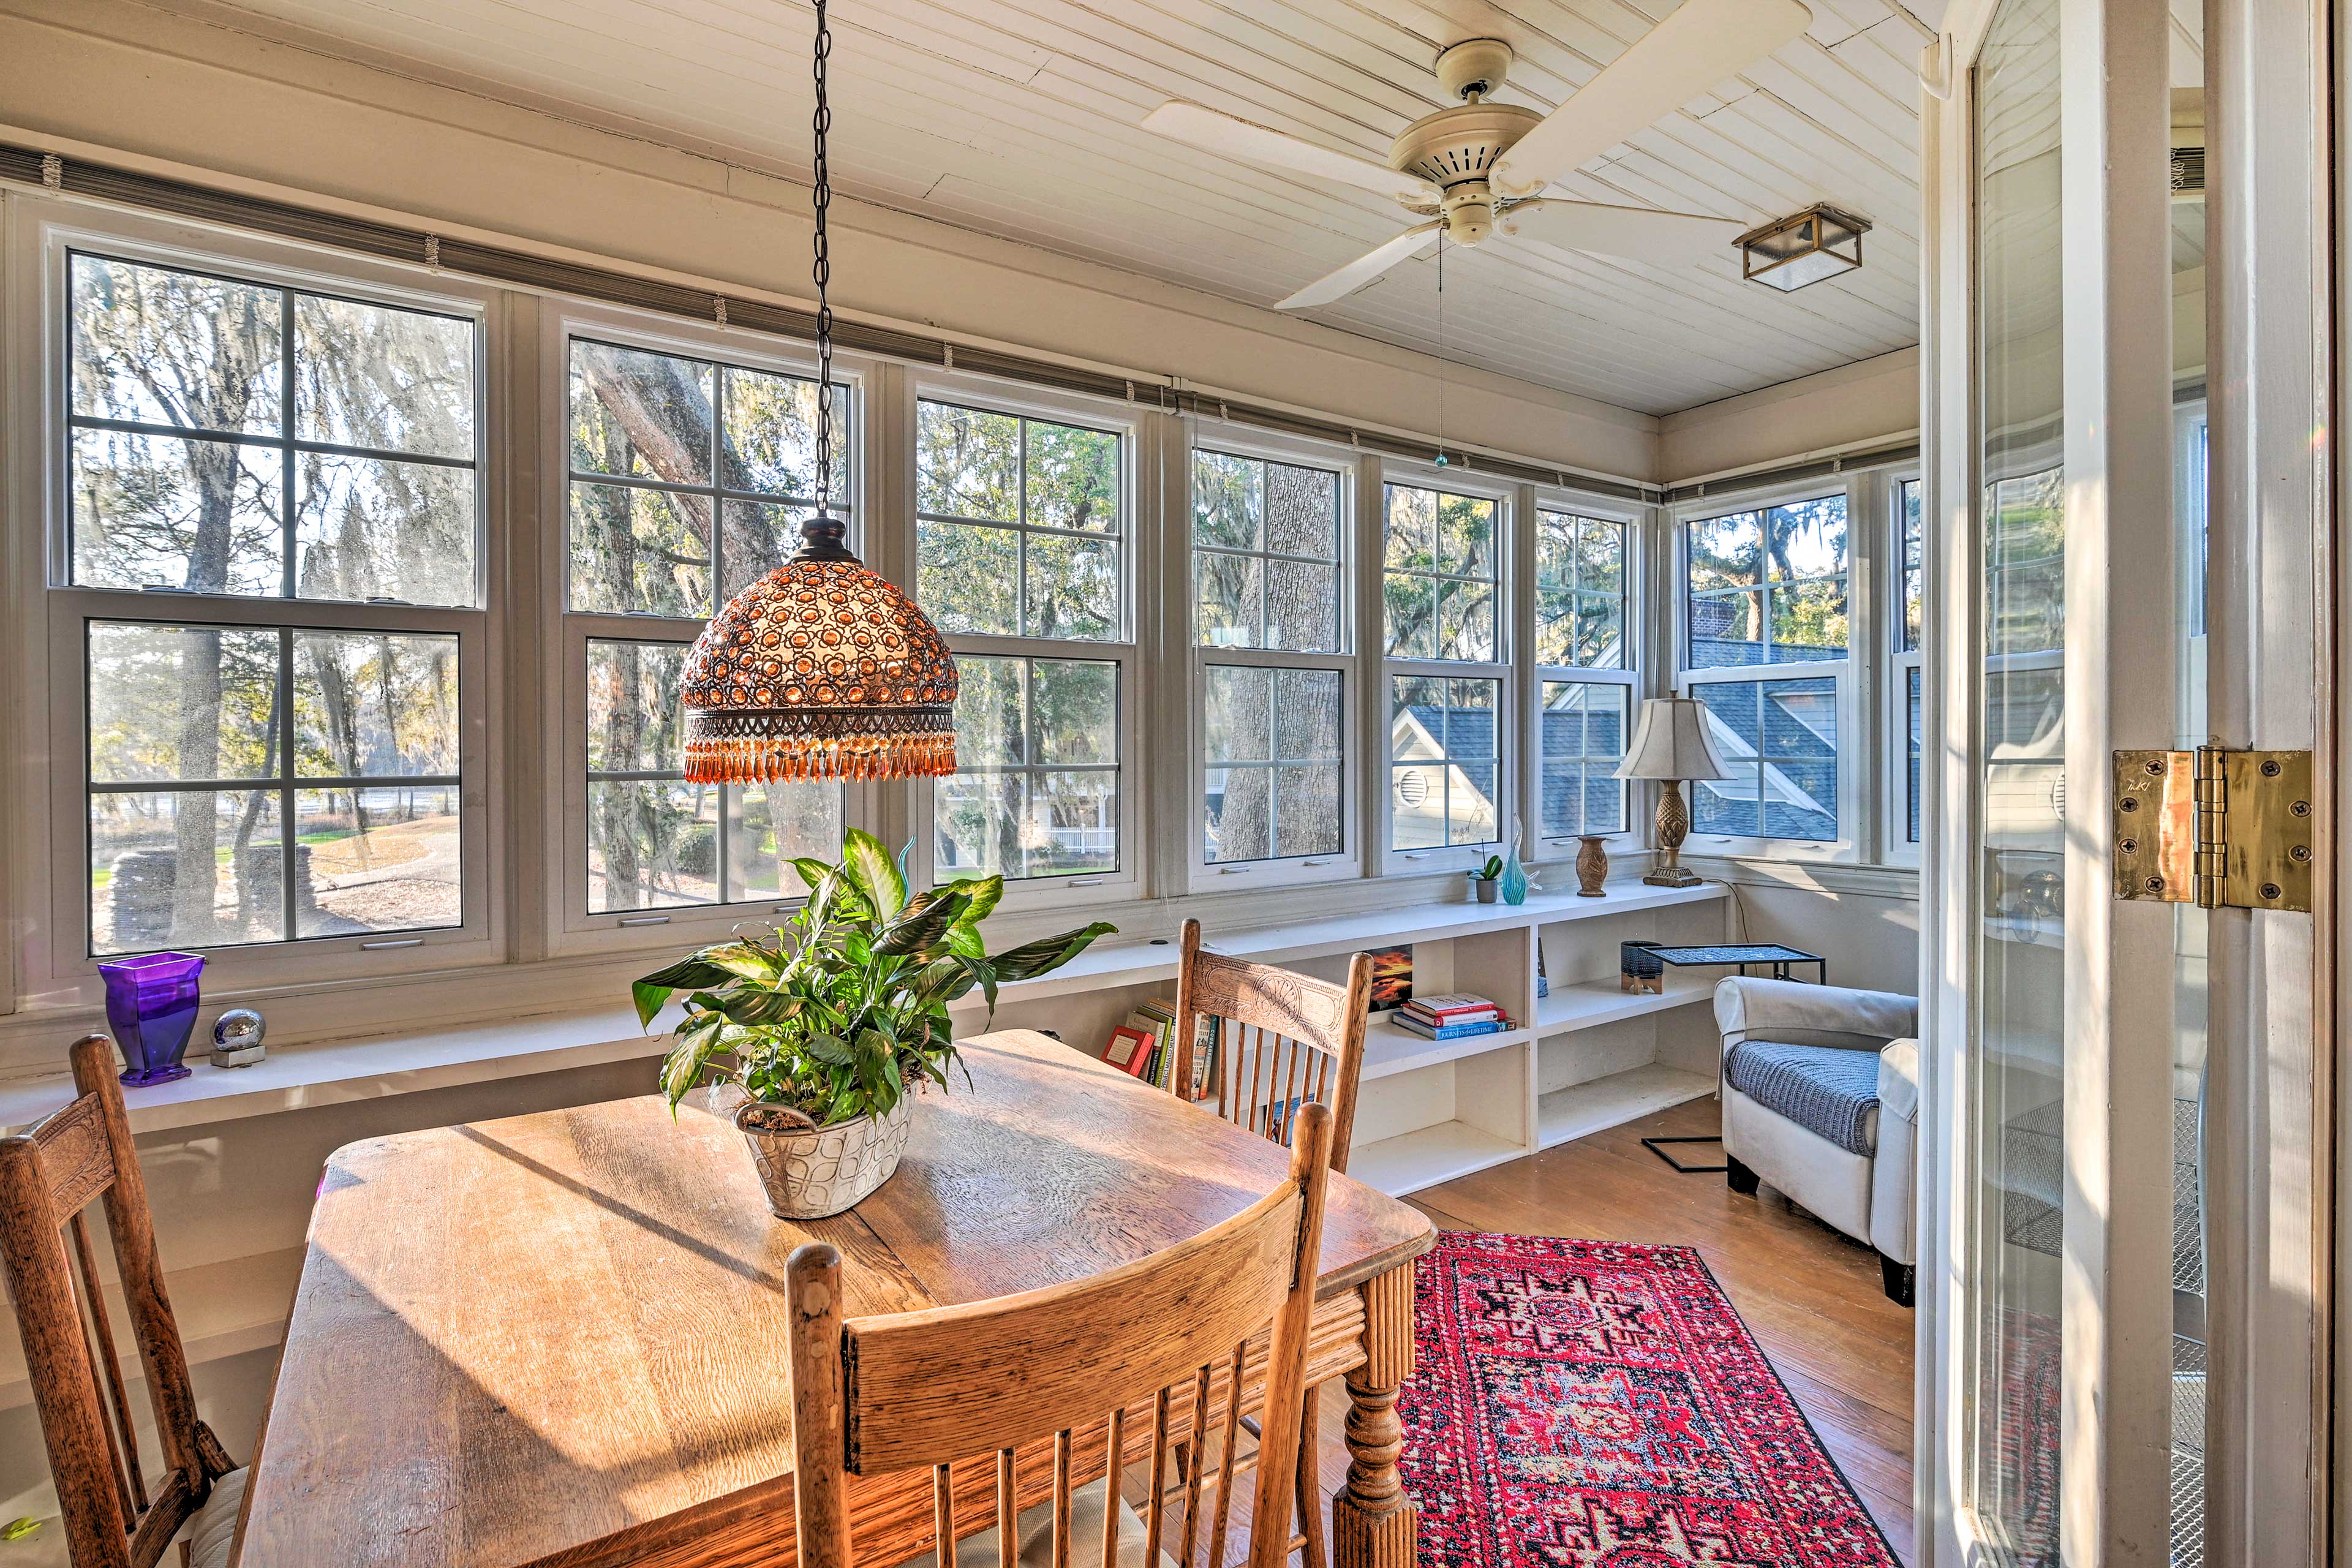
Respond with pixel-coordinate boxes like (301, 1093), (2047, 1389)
(1142, 101), (1434, 203)
(1490, 0), (1814, 197)
(1276, 222), (1444, 309)
(1500, 199), (1743, 265)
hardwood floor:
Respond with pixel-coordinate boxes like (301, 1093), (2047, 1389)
(1298, 1095), (1917, 1565)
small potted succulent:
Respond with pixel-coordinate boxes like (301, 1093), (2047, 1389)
(1466, 854), (1506, 903)
(633, 829), (1114, 1219)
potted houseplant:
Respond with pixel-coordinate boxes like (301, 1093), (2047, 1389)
(633, 828), (1115, 1219)
(1466, 854), (1504, 903)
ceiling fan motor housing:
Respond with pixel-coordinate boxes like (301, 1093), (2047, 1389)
(1389, 100), (1541, 245)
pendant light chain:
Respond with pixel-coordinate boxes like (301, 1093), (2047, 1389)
(811, 0), (835, 527)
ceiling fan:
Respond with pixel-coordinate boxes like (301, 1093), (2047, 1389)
(1140, 0), (1814, 309)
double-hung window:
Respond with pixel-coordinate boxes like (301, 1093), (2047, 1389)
(1534, 507), (1635, 845)
(1892, 477), (1925, 851)
(562, 329), (847, 922)
(1190, 440), (1352, 884)
(61, 242), (486, 964)
(1679, 491), (1850, 850)
(916, 391), (1134, 898)
(1382, 476), (1509, 865)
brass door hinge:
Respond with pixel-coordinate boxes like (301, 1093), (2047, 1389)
(2113, 747), (2314, 911)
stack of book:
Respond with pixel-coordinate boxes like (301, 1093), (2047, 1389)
(1104, 1002), (1220, 1100)
(1392, 993), (1509, 1040)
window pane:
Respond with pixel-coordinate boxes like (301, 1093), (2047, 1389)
(726, 782), (840, 902)
(568, 481), (711, 616)
(1382, 573), (1438, 659)
(1768, 579), (1850, 657)
(918, 402), (1019, 521)
(721, 499), (806, 602)
(1264, 559), (1339, 654)
(1205, 666), (1272, 764)
(721, 364), (835, 501)
(1389, 676), (1499, 851)
(1027, 421), (1119, 532)
(1384, 484), (1434, 569)
(1989, 468), (2064, 654)
(918, 520), (1019, 636)
(293, 295), (473, 460)
(1275, 669), (1342, 760)
(1205, 767), (1273, 864)
(589, 779), (720, 910)
(1693, 677), (1839, 842)
(1907, 665), (1924, 843)
(1536, 589), (1575, 666)
(1024, 533), (1118, 639)
(935, 772), (1024, 881)
(951, 655), (1025, 765)
(1540, 682), (1629, 837)
(295, 454), (476, 606)
(1265, 462), (1338, 559)
(1577, 517), (1625, 595)
(1027, 772), (1117, 875)
(1768, 495), (1847, 579)
(71, 254), (282, 435)
(1689, 590), (1764, 668)
(1437, 579), (1496, 662)
(570, 342), (712, 486)
(1575, 592), (1626, 670)
(1901, 479), (1924, 652)
(1193, 451), (1261, 549)
(91, 789), (286, 954)
(71, 428), (284, 594)
(89, 624), (280, 784)
(293, 631), (459, 777)
(1033, 659), (1117, 766)
(587, 641), (685, 774)
(1390, 676), (1444, 760)
(1273, 765), (1343, 858)
(1536, 512), (1575, 588)
(295, 785), (461, 938)
(1438, 494), (1496, 578)
(1196, 553), (1263, 648)
(1390, 767), (1447, 850)
(1687, 510), (1762, 592)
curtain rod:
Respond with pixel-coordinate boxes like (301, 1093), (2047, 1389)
(1660, 439), (1921, 505)
(2, 142), (1662, 505)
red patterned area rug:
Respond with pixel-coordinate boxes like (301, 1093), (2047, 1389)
(1399, 1231), (1899, 1567)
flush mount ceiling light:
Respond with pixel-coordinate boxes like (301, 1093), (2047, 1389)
(678, 0), (958, 783)
(1736, 203), (1872, 291)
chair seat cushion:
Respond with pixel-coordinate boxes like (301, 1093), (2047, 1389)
(1726, 1041), (1881, 1156)
(188, 1466), (249, 1568)
(888, 1477), (1175, 1568)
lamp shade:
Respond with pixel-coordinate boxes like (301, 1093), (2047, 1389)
(1613, 696), (1730, 782)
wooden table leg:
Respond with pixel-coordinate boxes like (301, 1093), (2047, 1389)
(1332, 1262), (1415, 1568)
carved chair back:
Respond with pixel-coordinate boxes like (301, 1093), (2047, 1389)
(0, 1036), (238, 1568)
(786, 1103), (1335, 1568)
(1172, 919), (1371, 1174)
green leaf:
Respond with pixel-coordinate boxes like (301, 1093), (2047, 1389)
(949, 874), (1006, 930)
(790, 857), (832, 894)
(802, 1032), (856, 1067)
(957, 954), (999, 1013)
(841, 827), (907, 919)
(636, 952), (734, 992)
(2, 1518), (40, 1542)
(876, 889), (970, 956)
(697, 941), (784, 984)
(632, 980), (674, 1031)
(988, 921), (1118, 981)
(660, 1018), (733, 1111)
(943, 922), (986, 961)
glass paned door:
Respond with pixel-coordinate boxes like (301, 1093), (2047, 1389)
(1959, 2), (2207, 1564)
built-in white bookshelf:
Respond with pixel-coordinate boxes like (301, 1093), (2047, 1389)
(979, 879), (1735, 1197)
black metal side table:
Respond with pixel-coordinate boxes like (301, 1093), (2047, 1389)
(1616, 941), (1827, 1174)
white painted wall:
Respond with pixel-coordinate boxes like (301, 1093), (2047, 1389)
(1659, 347), (1922, 484)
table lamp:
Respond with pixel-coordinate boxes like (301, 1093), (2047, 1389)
(1614, 696), (1730, 888)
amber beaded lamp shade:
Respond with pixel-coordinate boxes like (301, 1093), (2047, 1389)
(679, 553), (959, 783)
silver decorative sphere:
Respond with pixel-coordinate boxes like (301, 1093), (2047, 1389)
(210, 1008), (267, 1068)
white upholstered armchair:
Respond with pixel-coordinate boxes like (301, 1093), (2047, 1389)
(1714, 976), (1920, 1306)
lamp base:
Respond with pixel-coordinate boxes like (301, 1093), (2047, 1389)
(1642, 865), (1705, 888)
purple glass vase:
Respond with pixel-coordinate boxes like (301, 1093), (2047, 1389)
(98, 952), (206, 1087)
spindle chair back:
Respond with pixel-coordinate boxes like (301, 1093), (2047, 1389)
(1172, 920), (1370, 1175)
(0, 1035), (240, 1568)
(786, 1102), (1336, 1568)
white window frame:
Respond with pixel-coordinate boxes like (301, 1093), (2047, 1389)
(1184, 421), (1359, 892)
(547, 303), (876, 954)
(1673, 478), (1861, 864)
(1378, 464), (1514, 876)
(1887, 470), (1926, 865)
(1530, 491), (1643, 856)
(11, 199), (503, 998)
(909, 372), (1143, 911)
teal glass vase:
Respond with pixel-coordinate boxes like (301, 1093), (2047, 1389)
(1499, 846), (1529, 905)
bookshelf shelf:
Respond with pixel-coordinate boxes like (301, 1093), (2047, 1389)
(1536, 1064), (1716, 1150)
(1348, 1118), (1526, 1197)
(1359, 1017), (1531, 1082)
(1535, 976), (1717, 1036)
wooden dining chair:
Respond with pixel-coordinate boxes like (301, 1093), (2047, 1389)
(1168, 918), (1371, 1568)
(786, 1101), (1336, 1568)
(0, 1035), (245, 1568)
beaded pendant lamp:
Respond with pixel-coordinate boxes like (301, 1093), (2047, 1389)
(679, 0), (957, 784)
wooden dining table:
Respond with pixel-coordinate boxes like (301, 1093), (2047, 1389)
(231, 1029), (1436, 1568)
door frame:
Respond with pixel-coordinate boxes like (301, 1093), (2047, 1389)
(1915, 0), (2335, 1563)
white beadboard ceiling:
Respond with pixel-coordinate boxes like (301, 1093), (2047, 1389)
(151, 0), (1950, 417)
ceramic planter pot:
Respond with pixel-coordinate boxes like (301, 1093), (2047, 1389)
(1575, 836), (1610, 897)
(1471, 877), (1499, 903)
(733, 1095), (914, 1219)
